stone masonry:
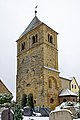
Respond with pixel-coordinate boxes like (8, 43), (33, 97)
(16, 16), (62, 109)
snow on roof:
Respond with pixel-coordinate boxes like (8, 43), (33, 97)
(50, 108), (72, 114)
(59, 89), (78, 97)
(44, 66), (59, 73)
(23, 116), (49, 120)
(55, 102), (78, 110)
(59, 75), (72, 81)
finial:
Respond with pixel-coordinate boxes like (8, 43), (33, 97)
(35, 5), (38, 16)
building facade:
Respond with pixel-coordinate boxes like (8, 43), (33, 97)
(60, 76), (79, 95)
(60, 77), (71, 90)
(70, 77), (79, 95)
(16, 14), (79, 109)
(16, 16), (62, 109)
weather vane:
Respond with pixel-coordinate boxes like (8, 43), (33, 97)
(35, 5), (38, 16)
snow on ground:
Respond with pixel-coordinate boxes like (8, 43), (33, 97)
(23, 116), (80, 120)
(0, 115), (80, 120)
(74, 119), (80, 120)
(23, 116), (49, 120)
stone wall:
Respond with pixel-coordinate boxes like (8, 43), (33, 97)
(43, 67), (61, 109)
(16, 23), (62, 109)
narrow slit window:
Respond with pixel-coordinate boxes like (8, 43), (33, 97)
(48, 34), (53, 44)
(32, 34), (38, 44)
(32, 36), (35, 44)
(21, 42), (25, 51)
(49, 79), (52, 88)
(72, 84), (73, 88)
(50, 36), (53, 44)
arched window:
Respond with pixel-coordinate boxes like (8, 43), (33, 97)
(32, 36), (35, 44)
(28, 93), (34, 108)
(21, 42), (25, 51)
(48, 34), (53, 44)
(48, 76), (57, 89)
(32, 34), (38, 44)
(49, 79), (52, 88)
(50, 36), (53, 44)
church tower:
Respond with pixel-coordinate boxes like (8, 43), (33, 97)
(16, 13), (61, 109)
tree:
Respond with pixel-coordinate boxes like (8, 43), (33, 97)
(21, 94), (27, 108)
(14, 104), (23, 120)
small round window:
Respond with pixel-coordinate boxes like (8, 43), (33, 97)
(50, 98), (54, 103)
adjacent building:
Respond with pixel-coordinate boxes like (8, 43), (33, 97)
(60, 76), (79, 95)
(70, 77), (79, 95)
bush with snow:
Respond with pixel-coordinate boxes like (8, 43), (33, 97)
(0, 93), (13, 104)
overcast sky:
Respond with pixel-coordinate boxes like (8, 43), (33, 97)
(0, 0), (80, 98)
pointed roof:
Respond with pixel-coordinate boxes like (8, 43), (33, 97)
(59, 88), (78, 97)
(19, 16), (42, 38)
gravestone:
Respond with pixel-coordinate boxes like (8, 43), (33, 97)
(23, 106), (33, 116)
(64, 106), (77, 118)
(1, 108), (14, 120)
(49, 109), (73, 120)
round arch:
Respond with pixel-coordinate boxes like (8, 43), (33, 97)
(48, 76), (58, 89)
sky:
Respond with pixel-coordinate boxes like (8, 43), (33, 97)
(0, 0), (80, 98)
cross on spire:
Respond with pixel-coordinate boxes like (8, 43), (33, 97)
(35, 5), (38, 16)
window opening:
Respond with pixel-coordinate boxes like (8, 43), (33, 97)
(75, 85), (76, 89)
(21, 42), (25, 51)
(72, 84), (73, 88)
(50, 36), (53, 44)
(50, 98), (54, 103)
(32, 34), (38, 44)
(49, 79), (52, 88)
(73, 99), (75, 102)
(48, 34), (53, 44)
(32, 36), (35, 44)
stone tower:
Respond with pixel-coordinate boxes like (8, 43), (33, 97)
(16, 15), (61, 109)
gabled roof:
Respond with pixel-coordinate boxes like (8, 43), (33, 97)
(59, 88), (78, 97)
(18, 16), (58, 40)
(19, 16), (42, 38)
(71, 77), (79, 87)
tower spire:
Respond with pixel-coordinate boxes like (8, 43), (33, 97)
(35, 5), (38, 16)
